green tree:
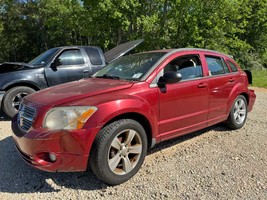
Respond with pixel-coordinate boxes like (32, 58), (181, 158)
(0, 0), (88, 62)
(0, 0), (266, 69)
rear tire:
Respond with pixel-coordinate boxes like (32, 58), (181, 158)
(89, 119), (147, 185)
(2, 86), (35, 118)
(226, 95), (248, 129)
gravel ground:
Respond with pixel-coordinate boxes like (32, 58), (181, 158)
(0, 87), (266, 200)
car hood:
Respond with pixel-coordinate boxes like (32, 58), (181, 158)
(104, 39), (144, 63)
(26, 78), (134, 106)
(0, 62), (34, 73)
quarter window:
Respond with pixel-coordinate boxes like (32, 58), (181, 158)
(58, 50), (84, 65)
(227, 61), (238, 72)
(206, 56), (225, 76)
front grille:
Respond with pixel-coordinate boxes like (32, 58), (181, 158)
(18, 104), (36, 132)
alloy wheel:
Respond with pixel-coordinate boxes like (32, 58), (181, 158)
(12, 92), (28, 111)
(108, 129), (142, 175)
(233, 98), (246, 124)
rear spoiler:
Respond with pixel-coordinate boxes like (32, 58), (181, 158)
(244, 70), (252, 84)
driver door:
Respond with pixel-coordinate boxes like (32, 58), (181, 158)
(158, 54), (209, 140)
(45, 49), (89, 86)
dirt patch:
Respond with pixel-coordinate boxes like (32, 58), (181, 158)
(0, 87), (266, 199)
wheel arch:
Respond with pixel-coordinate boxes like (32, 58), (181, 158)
(99, 112), (154, 150)
(226, 83), (250, 115)
(4, 82), (41, 92)
(225, 94), (248, 129)
(240, 92), (249, 106)
(1, 82), (40, 118)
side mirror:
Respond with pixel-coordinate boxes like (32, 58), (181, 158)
(51, 58), (61, 69)
(158, 71), (182, 87)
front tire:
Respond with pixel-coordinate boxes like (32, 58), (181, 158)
(89, 119), (147, 185)
(226, 95), (248, 129)
(2, 86), (36, 118)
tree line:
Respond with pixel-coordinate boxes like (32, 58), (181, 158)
(0, 0), (266, 69)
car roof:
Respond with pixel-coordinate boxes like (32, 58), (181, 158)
(145, 48), (232, 59)
(139, 48), (235, 81)
(56, 46), (99, 49)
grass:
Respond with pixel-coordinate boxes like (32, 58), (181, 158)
(251, 70), (267, 88)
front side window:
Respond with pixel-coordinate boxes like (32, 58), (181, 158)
(164, 55), (203, 81)
(58, 50), (84, 66)
(206, 56), (225, 76)
(94, 52), (166, 81)
(29, 48), (59, 66)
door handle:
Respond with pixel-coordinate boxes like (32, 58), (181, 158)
(83, 70), (90, 78)
(229, 78), (235, 82)
(197, 83), (208, 88)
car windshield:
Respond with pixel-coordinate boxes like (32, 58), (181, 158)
(29, 48), (59, 66)
(94, 52), (166, 81)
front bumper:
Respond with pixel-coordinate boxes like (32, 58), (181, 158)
(248, 89), (256, 112)
(11, 117), (100, 172)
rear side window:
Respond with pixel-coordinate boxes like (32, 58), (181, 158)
(227, 61), (238, 72)
(58, 50), (84, 65)
(86, 47), (103, 65)
(206, 56), (225, 76)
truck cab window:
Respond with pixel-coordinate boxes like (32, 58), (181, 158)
(85, 47), (103, 65)
(58, 50), (84, 65)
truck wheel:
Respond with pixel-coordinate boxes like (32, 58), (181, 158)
(2, 86), (36, 118)
(226, 95), (248, 130)
(90, 119), (147, 185)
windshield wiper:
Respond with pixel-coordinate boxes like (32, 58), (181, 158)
(95, 74), (120, 80)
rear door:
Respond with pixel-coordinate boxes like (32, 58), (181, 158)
(158, 52), (209, 140)
(45, 48), (89, 86)
(203, 54), (238, 125)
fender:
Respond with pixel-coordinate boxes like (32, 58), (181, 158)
(81, 97), (159, 155)
(85, 98), (158, 136)
(0, 67), (47, 90)
(2, 80), (42, 91)
(226, 82), (249, 114)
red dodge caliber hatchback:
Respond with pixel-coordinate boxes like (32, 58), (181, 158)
(12, 49), (256, 185)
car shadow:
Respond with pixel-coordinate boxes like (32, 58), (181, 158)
(0, 124), (229, 193)
(148, 124), (229, 154)
(0, 112), (10, 121)
(0, 137), (108, 193)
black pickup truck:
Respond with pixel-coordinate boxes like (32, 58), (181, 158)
(0, 39), (143, 118)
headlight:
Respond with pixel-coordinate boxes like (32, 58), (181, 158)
(43, 106), (97, 130)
